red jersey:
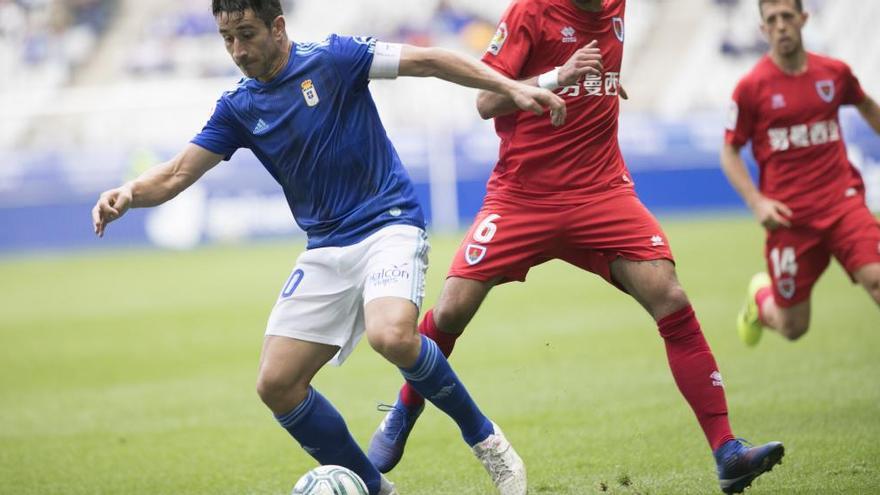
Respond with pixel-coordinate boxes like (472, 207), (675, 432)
(725, 52), (867, 224)
(481, 0), (630, 204)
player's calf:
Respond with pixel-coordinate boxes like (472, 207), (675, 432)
(773, 306), (811, 341)
(432, 276), (495, 334)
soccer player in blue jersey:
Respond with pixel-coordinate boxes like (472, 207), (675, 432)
(90, 1), (566, 494)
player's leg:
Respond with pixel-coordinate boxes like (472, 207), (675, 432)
(257, 336), (389, 494)
(854, 263), (880, 305)
(741, 224), (830, 344)
(563, 192), (782, 492)
(758, 297), (812, 340)
(261, 247), (394, 495)
(371, 276), (495, 472)
(827, 200), (880, 307)
(398, 277), (495, 407)
(369, 204), (554, 475)
(610, 257), (736, 444)
(611, 256), (784, 493)
(361, 226), (526, 494)
(365, 296), (496, 446)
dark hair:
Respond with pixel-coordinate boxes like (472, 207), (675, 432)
(758, 0), (803, 15)
(212, 0), (283, 27)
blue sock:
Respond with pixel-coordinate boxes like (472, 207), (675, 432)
(400, 335), (494, 446)
(275, 387), (381, 494)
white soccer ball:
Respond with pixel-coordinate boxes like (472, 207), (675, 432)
(291, 465), (369, 495)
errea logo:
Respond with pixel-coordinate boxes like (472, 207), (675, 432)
(561, 26), (577, 43)
(651, 235), (664, 247)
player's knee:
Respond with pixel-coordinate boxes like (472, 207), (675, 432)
(779, 318), (809, 341)
(256, 368), (307, 410)
(365, 323), (419, 364)
(649, 283), (690, 320)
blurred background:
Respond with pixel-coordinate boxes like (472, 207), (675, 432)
(2, 3), (879, 493)
(0, 0), (878, 252)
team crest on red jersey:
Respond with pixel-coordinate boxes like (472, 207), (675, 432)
(777, 277), (796, 300)
(816, 80), (835, 103)
(612, 17), (624, 42)
(464, 244), (487, 265)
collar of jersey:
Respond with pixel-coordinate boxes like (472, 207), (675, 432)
(249, 42), (296, 91)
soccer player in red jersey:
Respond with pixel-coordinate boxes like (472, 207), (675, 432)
(370, 1), (784, 493)
(721, 0), (880, 346)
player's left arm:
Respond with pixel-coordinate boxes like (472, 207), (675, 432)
(855, 95), (880, 134)
(394, 44), (566, 126)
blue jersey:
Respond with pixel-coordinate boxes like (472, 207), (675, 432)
(192, 34), (425, 249)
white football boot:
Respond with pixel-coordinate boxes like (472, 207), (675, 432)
(378, 474), (399, 495)
(472, 422), (527, 495)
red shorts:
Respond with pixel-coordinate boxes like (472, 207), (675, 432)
(448, 190), (674, 288)
(765, 199), (880, 307)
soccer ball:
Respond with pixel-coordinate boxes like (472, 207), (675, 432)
(291, 465), (369, 495)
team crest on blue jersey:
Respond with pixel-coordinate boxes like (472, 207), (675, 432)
(301, 79), (320, 107)
(816, 80), (834, 103)
(465, 243), (487, 265)
(612, 17), (624, 42)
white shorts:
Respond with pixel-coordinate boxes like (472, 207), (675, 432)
(265, 225), (429, 365)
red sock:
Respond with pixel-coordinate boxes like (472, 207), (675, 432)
(755, 286), (773, 325)
(399, 309), (460, 409)
(657, 305), (735, 452)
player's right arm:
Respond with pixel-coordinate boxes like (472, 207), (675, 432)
(92, 143), (223, 237)
(856, 95), (880, 135)
(476, 41), (604, 120)
(720, 143), (792, 230)
(721, 79), (791, 230)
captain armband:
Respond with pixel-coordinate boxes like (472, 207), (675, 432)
(369, 42), (403, 79)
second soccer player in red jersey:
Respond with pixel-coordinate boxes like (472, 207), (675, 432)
(721, 0), (880, 345)
(369, 1), (784, 493)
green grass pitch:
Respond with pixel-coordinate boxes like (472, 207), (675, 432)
(1, 216), (878, 494)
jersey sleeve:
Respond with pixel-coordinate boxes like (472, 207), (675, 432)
(327, 34), (377, 90)
(480, 0), (537, 78)
(191, 97), (243, 160)
(724, 78), (756, 148)
(840, 62), (867, 105)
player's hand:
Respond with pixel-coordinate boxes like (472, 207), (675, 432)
(752, 195), (792, 230)
(558, 40), (604, 87)
(92, 186), (133, 237)
(509, 84), (567, 127)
